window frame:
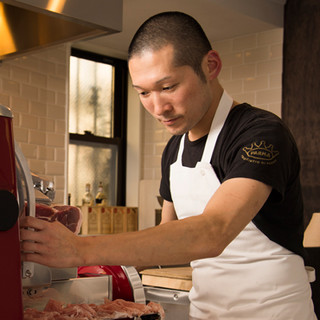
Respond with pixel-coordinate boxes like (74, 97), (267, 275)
(69, 48), (128, 205)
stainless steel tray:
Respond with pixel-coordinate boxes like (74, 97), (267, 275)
(23, 276), (112, 310)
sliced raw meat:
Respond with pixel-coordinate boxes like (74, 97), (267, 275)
(23, 298), (165, 319)
(52, 205), (83, 234)
(145, 301), (166, 319)
(35, 203), (82, 234)
(23, 308), (60, 319)
(43, 299), (64, 312)
(33, 203), (57, 221)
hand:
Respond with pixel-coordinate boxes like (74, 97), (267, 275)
(20, 216), (83, 268)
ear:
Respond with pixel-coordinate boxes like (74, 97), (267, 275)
(204, 50), (222, 80)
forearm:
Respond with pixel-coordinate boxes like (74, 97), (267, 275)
(20, 214), (218, 268)
(79, 215), (221, 267)
(78, 179), (272, 267)
(20, 178), (271, 269)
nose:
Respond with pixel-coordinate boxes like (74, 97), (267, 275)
(151, 92), (173, 116)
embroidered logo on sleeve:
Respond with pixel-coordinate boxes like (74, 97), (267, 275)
(241, 141), (279, 165)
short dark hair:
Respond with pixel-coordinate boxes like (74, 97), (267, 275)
(128, 11), (212, 81)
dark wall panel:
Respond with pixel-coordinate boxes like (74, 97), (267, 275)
(282, 0), (320, 227)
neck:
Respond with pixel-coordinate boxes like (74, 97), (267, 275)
(188, 83), (225, 141)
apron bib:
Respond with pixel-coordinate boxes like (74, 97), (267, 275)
(170, 91), (316, 320)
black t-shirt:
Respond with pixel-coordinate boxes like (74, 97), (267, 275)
(160, 103), (306, 259)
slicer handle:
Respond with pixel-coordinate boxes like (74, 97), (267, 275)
(15, 142), (36, 280)
(14, 142), (35, 217)
(144, 287), (190, 305)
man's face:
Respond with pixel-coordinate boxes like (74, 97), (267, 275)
(129, 45), (214, 139)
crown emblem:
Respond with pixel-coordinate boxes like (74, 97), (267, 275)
(242, 141), (279, 161)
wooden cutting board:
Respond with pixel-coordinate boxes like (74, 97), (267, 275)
(140, 267), (192, 291)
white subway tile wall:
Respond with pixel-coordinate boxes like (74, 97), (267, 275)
(141, 28), (284, 180)
(0, 45), (69, 203)
(0, 28), (283, 202)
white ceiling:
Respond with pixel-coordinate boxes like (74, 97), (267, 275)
(75, 0), (286, 60)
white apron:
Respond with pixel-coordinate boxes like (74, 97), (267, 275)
(170, 91), (316, 320)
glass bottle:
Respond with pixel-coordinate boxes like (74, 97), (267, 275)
(82, 183), (94, 206)
(95, 181), (106, 206)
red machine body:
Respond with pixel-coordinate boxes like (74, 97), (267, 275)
(78, 265), (135, 302)
(0, 106), (23, 319)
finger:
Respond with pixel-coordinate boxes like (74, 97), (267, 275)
(20, 227), (44, 243)
(19, 216), (47, 231)
(20, 238), (44, 253)
(21, 251), (51, 266)
(20, 227), (36, 240)
(21, 243), (69, 268)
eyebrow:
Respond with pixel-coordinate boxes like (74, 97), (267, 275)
(132, 76), (173, 90)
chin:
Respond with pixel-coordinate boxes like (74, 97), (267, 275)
(166, 127), (188, 136)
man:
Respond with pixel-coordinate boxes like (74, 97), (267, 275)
(20, 12), (316, 319)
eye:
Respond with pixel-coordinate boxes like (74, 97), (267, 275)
(162, 84), (177, 91)
(139, 91), (150, 97)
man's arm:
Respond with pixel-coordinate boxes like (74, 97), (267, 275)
(20, 177), (271, 268)
(160, 200), (177, 224)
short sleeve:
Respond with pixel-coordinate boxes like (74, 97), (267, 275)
(160, 136), (181, 202)
(221, 117), (299, 200)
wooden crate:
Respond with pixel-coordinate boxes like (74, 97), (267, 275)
(80, 206), (138, 235)
(101, 207), (112, 234)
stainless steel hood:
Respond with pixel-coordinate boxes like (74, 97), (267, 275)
(0, 0), (122, 60)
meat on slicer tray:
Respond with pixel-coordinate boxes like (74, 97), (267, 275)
(23, 298), (165, 319)
(35, 203), (83, 234)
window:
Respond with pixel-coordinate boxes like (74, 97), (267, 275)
(68, 48), (127, 207)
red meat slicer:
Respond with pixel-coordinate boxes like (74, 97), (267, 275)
(0, 105), (44, 318)
(0, 105), (61, 318)
(0, 105), (145, 317)
(0, 105), (23, 318)
(0, 105), (152, 318)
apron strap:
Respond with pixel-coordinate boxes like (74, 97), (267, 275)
(176, 134), (186, 163)
(176, 90), (233, 165)
(201, 90), (233, 163)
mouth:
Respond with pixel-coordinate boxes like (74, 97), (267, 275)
(161, 117), (180, 126)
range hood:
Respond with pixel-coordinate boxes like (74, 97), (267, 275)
(0, 0), (122, 60)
